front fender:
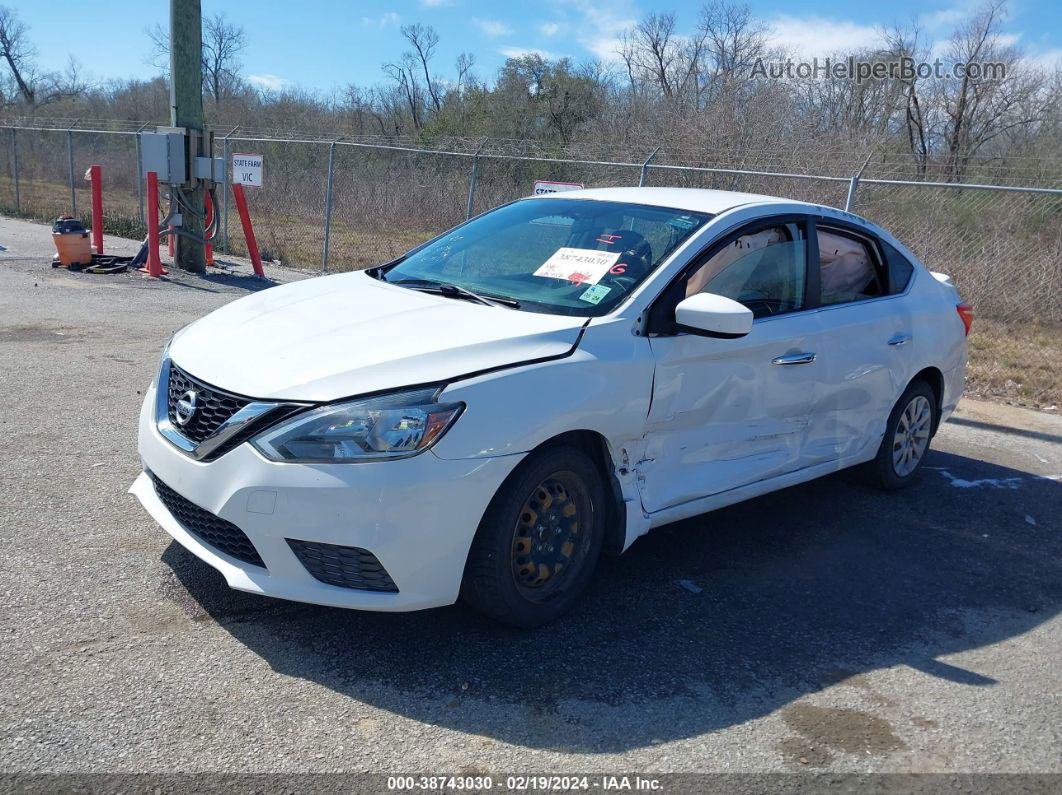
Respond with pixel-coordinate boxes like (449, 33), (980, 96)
(431, 318), (654, 462)
(432, 318), (655, 551)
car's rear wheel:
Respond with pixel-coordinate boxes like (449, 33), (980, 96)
(461, 446), (605, 628)
(865, 380), (938, 490)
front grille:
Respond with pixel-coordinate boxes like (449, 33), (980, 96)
(149, 472), (266, 568)
(167, 364), (251, 444)
(287, 539), (398, 592)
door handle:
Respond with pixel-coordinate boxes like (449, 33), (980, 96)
(772, 352), (816, 365)
(888, 334), (912, 347)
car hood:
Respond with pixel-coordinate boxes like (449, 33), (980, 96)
(167, 272), (586, 401)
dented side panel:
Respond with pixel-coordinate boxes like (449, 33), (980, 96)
(639, 312), (824, 513)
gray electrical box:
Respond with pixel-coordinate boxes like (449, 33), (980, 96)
(195, 156), (226, 183)
(140, 131), (186, 184)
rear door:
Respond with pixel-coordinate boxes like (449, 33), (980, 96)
(803, 220), (915, 464)
(638, 215), (823, 513)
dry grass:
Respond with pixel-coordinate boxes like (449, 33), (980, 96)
(0, 175), (125, 223)
(967, 318), (1062, 410)
(0, 176), (433, 268)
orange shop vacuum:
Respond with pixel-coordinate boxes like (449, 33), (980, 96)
(51, 215), (138, 274)
(51, 216), (93, 269)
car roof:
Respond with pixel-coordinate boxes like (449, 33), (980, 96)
(534, 186), (813, 215)
(527, 185), (921, 268)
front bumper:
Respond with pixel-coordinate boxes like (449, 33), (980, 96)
(131, 384), (523, 611)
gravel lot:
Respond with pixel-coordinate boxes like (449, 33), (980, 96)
(1, 216), (1060, 779)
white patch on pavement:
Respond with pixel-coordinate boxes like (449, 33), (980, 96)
(928, 467), (1024, 489)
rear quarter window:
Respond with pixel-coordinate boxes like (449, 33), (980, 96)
(881, 241), (916, 294)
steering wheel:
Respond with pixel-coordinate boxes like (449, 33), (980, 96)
(607, 275), (639, 294)
(738, 292), (788, 318)
(602, 253), (651, 295)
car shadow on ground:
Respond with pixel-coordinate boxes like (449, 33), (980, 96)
(162, 449), (1062, 753)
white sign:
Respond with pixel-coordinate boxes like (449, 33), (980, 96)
(532, 179), (584, 196)
(533, 247), (621, 285)
(232, 153), (263, 187)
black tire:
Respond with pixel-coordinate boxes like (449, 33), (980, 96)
(864, 380), (938, 490)
(461, 445), (605, 628)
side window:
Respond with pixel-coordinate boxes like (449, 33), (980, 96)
(881, 240), (915, 294)
(817, 228), (884, 305)
(685, 223), (806, 319)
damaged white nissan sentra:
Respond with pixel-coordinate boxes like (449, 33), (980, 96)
(131, 187), (970, 627)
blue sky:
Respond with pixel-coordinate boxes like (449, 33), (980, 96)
(18, 0), (1062, 94)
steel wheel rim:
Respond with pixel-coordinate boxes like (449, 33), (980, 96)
(892, 395), (932, 477)
(511, 471), (593, 602)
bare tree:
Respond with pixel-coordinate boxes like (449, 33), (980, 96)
(202, 14), (246, 102)
(699, 0), (767, 75)
(401, 24), (442, 113)
(0, 5), (35, 104)
(629, 12), (678, 98)
(147, 13), (246, 102)
(939, 1), (1046, 180)
(383, 53), (423, 131)
(621, 11), (705, 110)
(455, 52), (476, 93)
(881, 25), (932, 176)
(0, 5), (85, 108)
(697, 0), (770, 108)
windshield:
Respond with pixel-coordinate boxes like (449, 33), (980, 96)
(380, 198), (712, 315)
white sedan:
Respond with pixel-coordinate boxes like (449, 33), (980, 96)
(131, 187), (970, 627)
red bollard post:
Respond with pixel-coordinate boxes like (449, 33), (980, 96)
(89, 164), (103, 255)
(142, 171), (165, 278)
(232, 182), (264, 277)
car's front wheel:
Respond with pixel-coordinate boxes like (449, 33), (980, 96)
(865, 380), (938, 490)
(461, 446), (605, 628)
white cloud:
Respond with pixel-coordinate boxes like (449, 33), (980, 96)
(475, 18), (513, 37)
(421, 0), (450, 6)
(922, 7), (965, 30)
(561, 0), (637, 62)
(1029, 48), (1062, 70)
(930, 29), (1024, 60)
(248, 73), (292, 91)
(766, 15), (882, 57)
(539, 22), (561, 37)
(361, 12), (400, 28)
(499, 46), (556, 60)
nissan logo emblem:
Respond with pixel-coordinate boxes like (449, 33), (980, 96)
(174, 390), (198, 426)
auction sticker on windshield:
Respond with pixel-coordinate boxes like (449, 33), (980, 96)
(579, 284), (612, 304)
(533, 247), (621, 285)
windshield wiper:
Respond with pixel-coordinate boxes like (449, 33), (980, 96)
(388, 278), (521, 309)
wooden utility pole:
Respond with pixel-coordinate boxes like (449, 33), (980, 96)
(169, 0), (206, 273)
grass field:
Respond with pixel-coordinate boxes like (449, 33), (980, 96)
(967, 319), (1062, 409)
(2, 175), (1058, 411)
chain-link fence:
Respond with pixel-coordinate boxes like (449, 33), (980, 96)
(1, 122), (1059, 328)
(852, 180), (1061, 321)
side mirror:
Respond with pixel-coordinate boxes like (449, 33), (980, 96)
(674, 292), (753, 339)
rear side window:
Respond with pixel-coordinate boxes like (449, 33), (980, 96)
(817, 227), (884, 305)
(881, 240), (915, 294)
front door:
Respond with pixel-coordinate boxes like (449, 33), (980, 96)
(638, 217), (822, 513)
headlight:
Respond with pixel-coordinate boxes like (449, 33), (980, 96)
(251, 388), (463, 463)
